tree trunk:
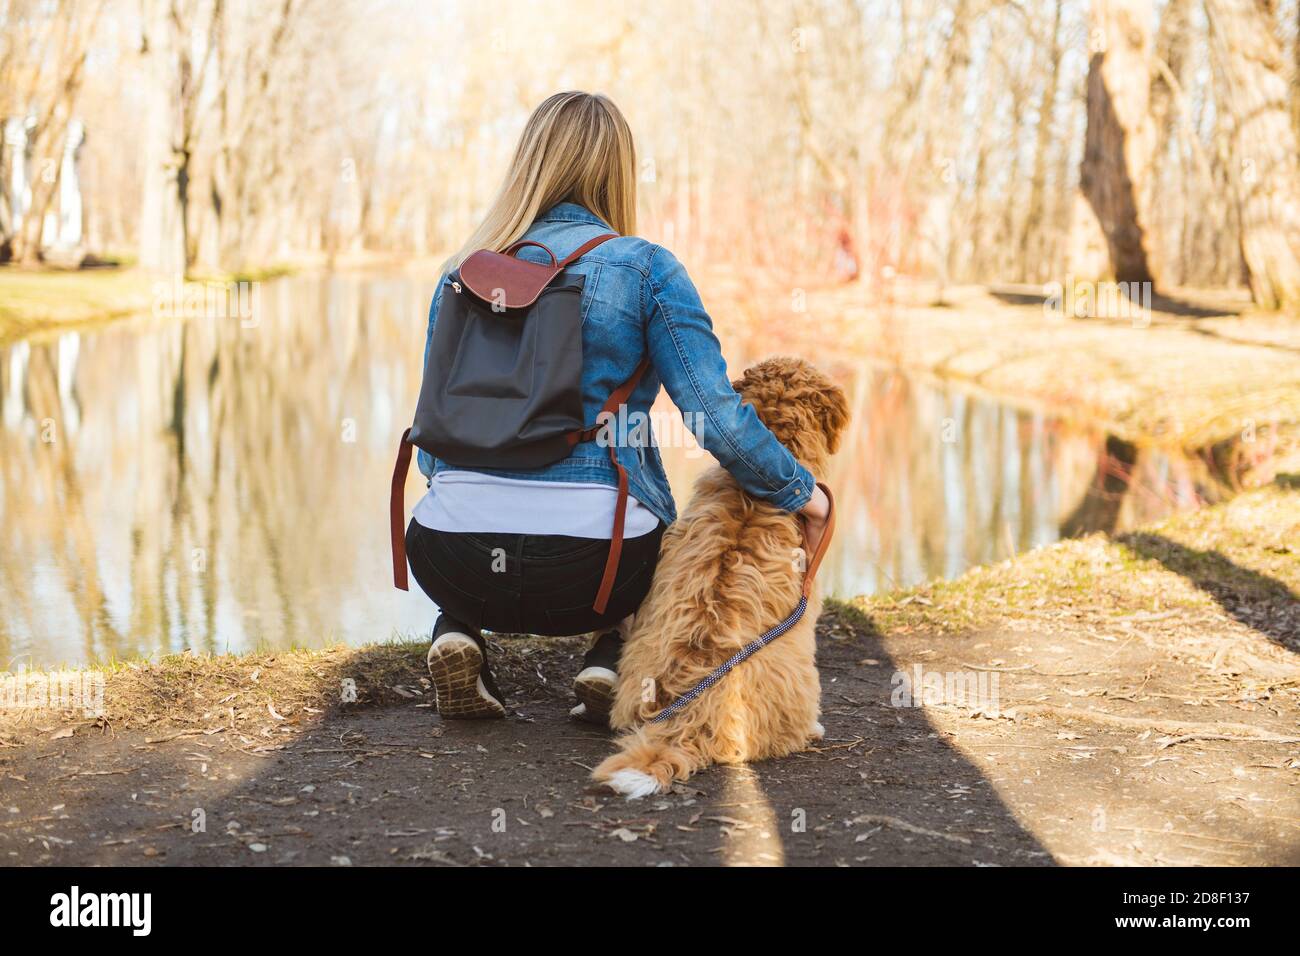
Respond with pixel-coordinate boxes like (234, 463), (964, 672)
(11, 1), (102, 266)
(925, 0), (972, 297)
(138, 0), (187, 276)
(1293, 0), (1300, 140)
(1078, 0), (1161, 286)
(1206, 0), (1300, 310)
(1150, 0), (1192, 284)
(1020, 0), (1064, 283)
(0, 141), (12, 256)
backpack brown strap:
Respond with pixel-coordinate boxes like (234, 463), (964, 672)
(390, 428), (414, 590)
(559, 232), (617, 267)
(502, 239), (558, 265)
(591, 356), (651, 614)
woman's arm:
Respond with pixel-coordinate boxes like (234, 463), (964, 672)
(643, 245), (816, 513)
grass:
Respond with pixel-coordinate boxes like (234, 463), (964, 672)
(0, 640), (432, 737)
(0, 629), (599, 735)
(0, 262), (300, 342)
(186, 263), (297, 285)
(0, 266), (155, 336)
(850, 478), (1300, 637)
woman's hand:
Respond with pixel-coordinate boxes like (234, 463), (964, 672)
(798, 485), (831, 564)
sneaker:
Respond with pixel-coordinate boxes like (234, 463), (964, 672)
(571, 630), (621, 724)
(426, 618), (506, 719)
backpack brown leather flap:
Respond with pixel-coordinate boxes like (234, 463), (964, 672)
(458, 249), (561, 310)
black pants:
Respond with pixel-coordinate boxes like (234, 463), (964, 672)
(405, 518), (665, 636)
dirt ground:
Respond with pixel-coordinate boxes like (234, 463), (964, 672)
(2, 484), (1297, 866)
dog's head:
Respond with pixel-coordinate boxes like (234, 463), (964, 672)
(731, 356), (849, 474)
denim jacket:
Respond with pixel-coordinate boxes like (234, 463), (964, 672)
(417, 201), (815, 526)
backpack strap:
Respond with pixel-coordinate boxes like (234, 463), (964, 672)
(502, 239), (558, 265)
(589, 356), (651, 615)
(559, 232), (617, 267)
(550, 231), (658, 614)
(390, 427), (415, 590)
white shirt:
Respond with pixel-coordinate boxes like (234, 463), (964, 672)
(412, 470), (661, 538)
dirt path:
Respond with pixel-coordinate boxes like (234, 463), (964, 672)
(2, 484), (1297, 866)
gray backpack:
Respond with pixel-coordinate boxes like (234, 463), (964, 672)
(390, 232), (648, 614)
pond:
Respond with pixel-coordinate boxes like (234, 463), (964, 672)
(0, 273), (1220, 668)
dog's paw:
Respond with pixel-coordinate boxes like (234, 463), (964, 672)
(601, 768), (664, 800)
(809, 721), (825, 742)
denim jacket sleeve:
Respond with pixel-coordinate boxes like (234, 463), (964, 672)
(643, 246), (815, 513)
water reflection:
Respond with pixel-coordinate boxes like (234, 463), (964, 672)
(0, 274), (1218, 667)
(659, 357), (1216, 603)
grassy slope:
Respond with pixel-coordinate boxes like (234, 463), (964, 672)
(797, 282), (1300, 460)
(848, 479), (1298, 643)
(0, 266), (296, 343)
(0, 267), (157, 334)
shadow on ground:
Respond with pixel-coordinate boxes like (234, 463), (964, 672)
(0, 612), (1053, 866)
(1117, 532), (1299, 652)
(987, 285), (1241, 321)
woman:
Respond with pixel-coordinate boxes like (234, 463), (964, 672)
(406, 91), (831, 722)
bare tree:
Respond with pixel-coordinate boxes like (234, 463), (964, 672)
(1078, 0), (1161, 286)
(137, 0), (186, 274)
(1020, 0), (1065, 282)
(8, 0), (105, 265)
(1206, 0), (1300, 309)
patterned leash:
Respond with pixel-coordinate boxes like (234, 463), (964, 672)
(648, 481), (836, 724)
(649, 594), (810, 723)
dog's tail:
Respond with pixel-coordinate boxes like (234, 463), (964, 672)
(592, 723), (697, 799)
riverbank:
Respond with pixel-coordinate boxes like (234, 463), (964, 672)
(785, 281), (1300, 487)
(0, 254), (443, 343)
(0, 264), (296, 345)
(0, 267), (155, 341)
(2, 478), (1295, 865)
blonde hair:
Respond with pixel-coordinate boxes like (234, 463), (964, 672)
(446, 92), (637, 272)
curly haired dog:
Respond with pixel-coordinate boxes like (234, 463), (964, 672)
(592, 356), (849, 798)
